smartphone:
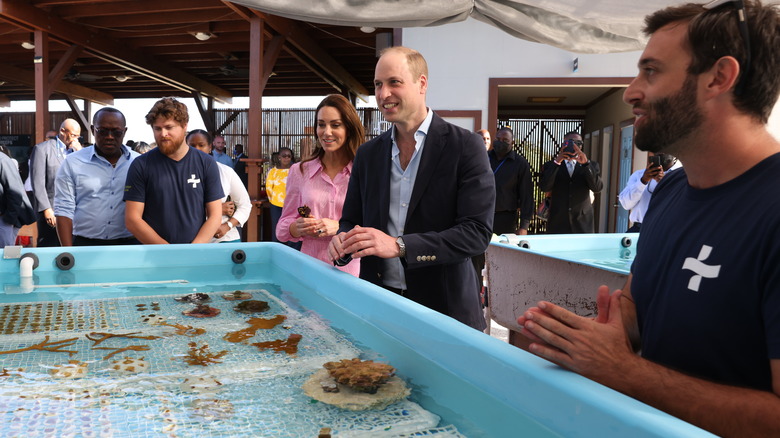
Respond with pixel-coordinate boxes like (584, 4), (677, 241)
(562, 140), (576, 155)
(649, 155), (662, 168)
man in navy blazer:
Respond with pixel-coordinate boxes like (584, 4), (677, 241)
(328, 47), (495, 331)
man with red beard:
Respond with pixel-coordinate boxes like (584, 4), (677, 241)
(517, 1), (780, 436)
(124, 97), (223, 244)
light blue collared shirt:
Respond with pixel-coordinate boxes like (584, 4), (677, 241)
(383, 109), (434, 289)
(213, 151), (233, 168)
(54, 145), (140, 240)
(56, 137), (70, 160)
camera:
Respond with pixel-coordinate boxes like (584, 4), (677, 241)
(649, 155), (662, 168)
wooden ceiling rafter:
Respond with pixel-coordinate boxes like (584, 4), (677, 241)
(52, 0), (223, 18)
(0, 0), (233, 103)
(252, 10), (370, 100)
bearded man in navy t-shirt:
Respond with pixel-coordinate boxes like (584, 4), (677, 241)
(515, 1), (780, 436)
(124, 97), (223, 244)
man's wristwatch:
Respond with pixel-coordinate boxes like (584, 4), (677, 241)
(226, 221), (234, 229)
(396, 236), (406, 258)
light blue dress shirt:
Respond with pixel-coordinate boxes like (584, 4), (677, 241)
(383, 109), (434, 290)
(54, 145), (140, 240)
(213, 151), (234, 168)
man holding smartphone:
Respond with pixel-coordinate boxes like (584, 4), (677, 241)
(618, 153), (681, 232)
(539, 131), (604, 233)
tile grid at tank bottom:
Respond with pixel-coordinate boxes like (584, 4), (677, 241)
(0, 290), (464, 438)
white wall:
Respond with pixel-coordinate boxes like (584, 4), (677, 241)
(403, 17), (780, 137)
(403, 18), (641, 127)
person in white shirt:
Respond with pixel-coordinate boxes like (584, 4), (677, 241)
(186, 129), (252, 243)
(618, 153), (681, 232)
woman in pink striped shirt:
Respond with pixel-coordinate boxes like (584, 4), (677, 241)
(276, 94), (364, 276)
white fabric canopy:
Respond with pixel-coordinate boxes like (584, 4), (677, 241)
(226, 0), (712, 53)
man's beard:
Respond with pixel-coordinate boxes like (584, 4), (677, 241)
(157, 136), (183, 156)
(635, 75), (702, 154)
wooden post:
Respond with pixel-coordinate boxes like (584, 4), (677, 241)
(244, 158), (265, 242)
(34, 30), (50, 145)
(245, 15), (264, 242)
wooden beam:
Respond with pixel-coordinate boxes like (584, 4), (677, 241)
(0, 64), (114, 105)
(260, 33), (285, 91)
(75, 9), (230, 28)
(48, 43), (83, 90)
(253, 11), (369, 100)
(64, 94), (89, 139)
(191, 91), (215, 134)
(0, 0), (233, 103)
(34, 29), (49, 145)
(53, 0), (221, 18)
(222, 1), (368, 100)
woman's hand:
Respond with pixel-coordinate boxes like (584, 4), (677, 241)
(222, 201), (235, 217)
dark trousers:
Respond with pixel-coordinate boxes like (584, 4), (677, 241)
(36, 212), (60, 247)
(73, 235), (139, 246)
(492, 211), (518, 235)
(627, 222), (641, 233)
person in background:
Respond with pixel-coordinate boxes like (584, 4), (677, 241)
(618, 153), (681, 232)
(476, 129), (492, 150)
(233, 143), (248, 188)
(187, 129), (251, 243)
(124, 97), (223, 244)
(540, 131), (604, 234)
(134, 141), (155, 154)
(266, 146), (301, 249)
(490, 127), (534, 235)
(517, 1), (780, 435)
(54, 108), (139, 246)
(277, 94), (363, 276)
(0, 145), (35, 247)
(211, 135), (233, 167)
(30, 118), (82, 246)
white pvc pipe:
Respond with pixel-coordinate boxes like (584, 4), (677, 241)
(19, 256), (34, 278)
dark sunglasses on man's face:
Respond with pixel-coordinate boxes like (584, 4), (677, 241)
(94, 127), (125, 138)
(279, 154), (292, 158)
(563, 139), (584, 147)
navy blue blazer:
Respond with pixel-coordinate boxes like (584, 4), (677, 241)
(339, 113), (495, 330)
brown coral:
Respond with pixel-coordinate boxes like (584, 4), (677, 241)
(323, 358), (395, 394)
(233, 300), (269, 314)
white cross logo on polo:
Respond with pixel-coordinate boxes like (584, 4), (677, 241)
(187, 174), (201, 188)
(681, 244), (721, 292)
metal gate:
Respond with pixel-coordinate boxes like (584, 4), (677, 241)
(497, 118), (584, 234)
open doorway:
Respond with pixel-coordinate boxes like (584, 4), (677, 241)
(488, 77), (634, 233)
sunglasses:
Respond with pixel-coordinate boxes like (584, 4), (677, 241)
(563, 139), (584, 147)
(94, 127), (126, 138)
(279, 154), (292, 158)
(703, 0), (751, 96)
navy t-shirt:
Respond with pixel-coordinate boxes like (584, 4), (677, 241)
(632, 153), (780, 391)
(123, 147), (224, 244)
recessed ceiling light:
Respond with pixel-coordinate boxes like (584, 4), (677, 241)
(193, 32), (214, 41)
(360, 26), (376, 33)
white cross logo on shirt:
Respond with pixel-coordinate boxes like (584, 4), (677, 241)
(187, 174), (201, 188)
(681, 244), (721, 292)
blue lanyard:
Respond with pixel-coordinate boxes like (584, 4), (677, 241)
(493, 158), (507, 174)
